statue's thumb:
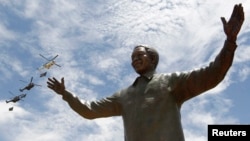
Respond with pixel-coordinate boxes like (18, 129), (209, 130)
(221, 17), (227, 26)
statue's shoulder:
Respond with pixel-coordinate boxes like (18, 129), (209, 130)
(153, 72), (174, 78)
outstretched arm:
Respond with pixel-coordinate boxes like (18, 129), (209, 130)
(47, 77), (122, 119)
(173, 4), (245, 104)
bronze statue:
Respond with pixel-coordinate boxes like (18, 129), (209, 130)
(47, 3), (244, 141)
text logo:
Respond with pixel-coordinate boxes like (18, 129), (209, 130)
(208, 124), (250, 140)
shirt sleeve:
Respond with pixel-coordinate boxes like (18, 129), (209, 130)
(62, 90), (122, 119)
(170, 40), (237, 105)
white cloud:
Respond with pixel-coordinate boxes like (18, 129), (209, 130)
(238, 67), (250, 81)
(0, 101), (31, 123)
(82, 117), (124, 141)
(0, 24), (16, 42)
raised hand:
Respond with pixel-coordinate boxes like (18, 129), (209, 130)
(221, 3), (244, 42)
(47, 77), (66, 95)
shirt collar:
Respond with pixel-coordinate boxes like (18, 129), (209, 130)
(132, 70), (156, 86)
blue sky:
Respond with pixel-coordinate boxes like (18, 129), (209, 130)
(0, 0), (250, 141)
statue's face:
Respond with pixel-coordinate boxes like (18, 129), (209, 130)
(131, 47), (153, 75)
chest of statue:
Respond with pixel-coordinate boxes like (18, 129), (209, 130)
(121, 74), (177, 118)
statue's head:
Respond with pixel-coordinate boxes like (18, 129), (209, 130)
(131, 45), (159, 75)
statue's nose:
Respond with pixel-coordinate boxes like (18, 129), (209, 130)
(132, 56), (139, 62)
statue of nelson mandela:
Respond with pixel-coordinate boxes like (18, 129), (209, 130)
(47, 4), (244, 141)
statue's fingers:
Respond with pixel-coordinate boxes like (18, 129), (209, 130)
(239, 5), (244, 23)
(61, 77), (64, 86)
(47, 81), (54, 88)
(221, 17), (227, 26)
(53, 77), (60, 84)
(231, 4), (238, 18)
(47, 84), (54, 89)
(48, 78), (54, 83)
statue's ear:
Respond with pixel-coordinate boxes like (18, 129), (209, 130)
(150, 55), (157, 68)
(151, 55), (157, 63)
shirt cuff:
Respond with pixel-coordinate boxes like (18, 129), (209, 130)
(62, 90), (74, 101)
(225, 39), (237, 52)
